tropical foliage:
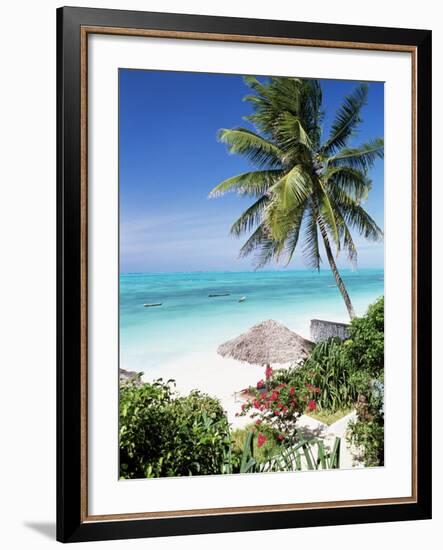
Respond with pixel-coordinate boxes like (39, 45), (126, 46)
(236, 366), (319, 443)
(210, 77), (383, 319)
(270, 297), (384, 412)
(119, 378), (341, 477)
(235, 296), (385, 466)
(120, 380), (231, 478)
(229, 430), (341, 474)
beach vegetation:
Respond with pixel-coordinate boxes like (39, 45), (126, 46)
(274, 296), (384, 412)
(210, 77), (383, 320)
(119, 379), (231, 479)
(236, 372), (320, 442)
(231, 424), (282, 464)
(347, 378), (384, 466)
(235, 296), (384, 466)
(230, 430), (341, 473)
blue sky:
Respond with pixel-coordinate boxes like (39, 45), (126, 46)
(119, 70), (384, 273)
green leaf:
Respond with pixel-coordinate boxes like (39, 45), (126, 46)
(218, 128), (283, 168)
(322, 84), (368, 155)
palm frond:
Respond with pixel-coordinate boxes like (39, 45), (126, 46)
(270, 165), (312, 211)
(238, 223), (282, 268)
(313, 179), (339, 248)
(332, 205), (358, 266)
(275, 111), (312, 152)
(230, 195), (269, 237)
(264, 166), (311, 242)
(341, 203), (383, 241)
(218, 128), (283, 168)
(327, 138), (384, 172)
(324, 166), (371, 202)
(322, 84), (368, 155)
(284, 208), (306, 265)
(209, 169), (283, 198)
(302, 205), (321, 271)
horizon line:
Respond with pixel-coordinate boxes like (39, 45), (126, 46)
(120, 267), (384, 275)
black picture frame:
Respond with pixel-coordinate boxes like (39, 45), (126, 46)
(57, 6), (432, 543)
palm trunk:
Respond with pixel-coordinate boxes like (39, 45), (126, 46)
(319, 227), (356, 320)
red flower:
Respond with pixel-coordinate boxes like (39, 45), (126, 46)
(277, 434), (285, 441)
(257, 433), (267, 448)
(253, 399), (260, 409)
(255, 419), (262, 426)
(283, 406), (288, 414)
(277, 402), (284, 409)
(257, 380), (265, 389)
(290, 387), (295, 396)
(274, 410), (280, 416)
(265, 366), (273, 379)
(307, 400), (317, 411)
(270, 391), (279, 402)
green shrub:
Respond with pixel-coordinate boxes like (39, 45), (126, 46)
(119, 380), (231, 478)
(347, 380), (384, 466)
(346, 296), (384, 380)
(280, 296), (385, 412)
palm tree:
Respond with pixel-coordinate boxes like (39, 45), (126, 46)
(209, 77), (383, 320)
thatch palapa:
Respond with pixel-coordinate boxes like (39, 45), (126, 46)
(217, 319), (314, 366)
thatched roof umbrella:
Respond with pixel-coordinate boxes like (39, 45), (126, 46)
(217, 320), (314, 370)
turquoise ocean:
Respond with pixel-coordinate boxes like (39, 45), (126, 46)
(119, 269), (384, 374)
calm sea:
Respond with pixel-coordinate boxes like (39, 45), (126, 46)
(119, 269), (383, 373)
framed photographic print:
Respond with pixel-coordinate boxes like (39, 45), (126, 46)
(57, 6), (432, 543)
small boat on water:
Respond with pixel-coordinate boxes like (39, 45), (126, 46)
(208, 293), (230, 297)
(143, 303), (162, 308)
(238, 296), (246, 303)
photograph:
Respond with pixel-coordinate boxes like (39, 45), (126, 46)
(118, 69), (385, 479)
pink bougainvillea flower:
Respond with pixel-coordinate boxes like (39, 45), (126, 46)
(257, 433), (267, 448)
(265, 366), (273, 379)
(270, 391), (279, 402)
(257, 380), (265, 389)
(307, 400), (317, 411)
